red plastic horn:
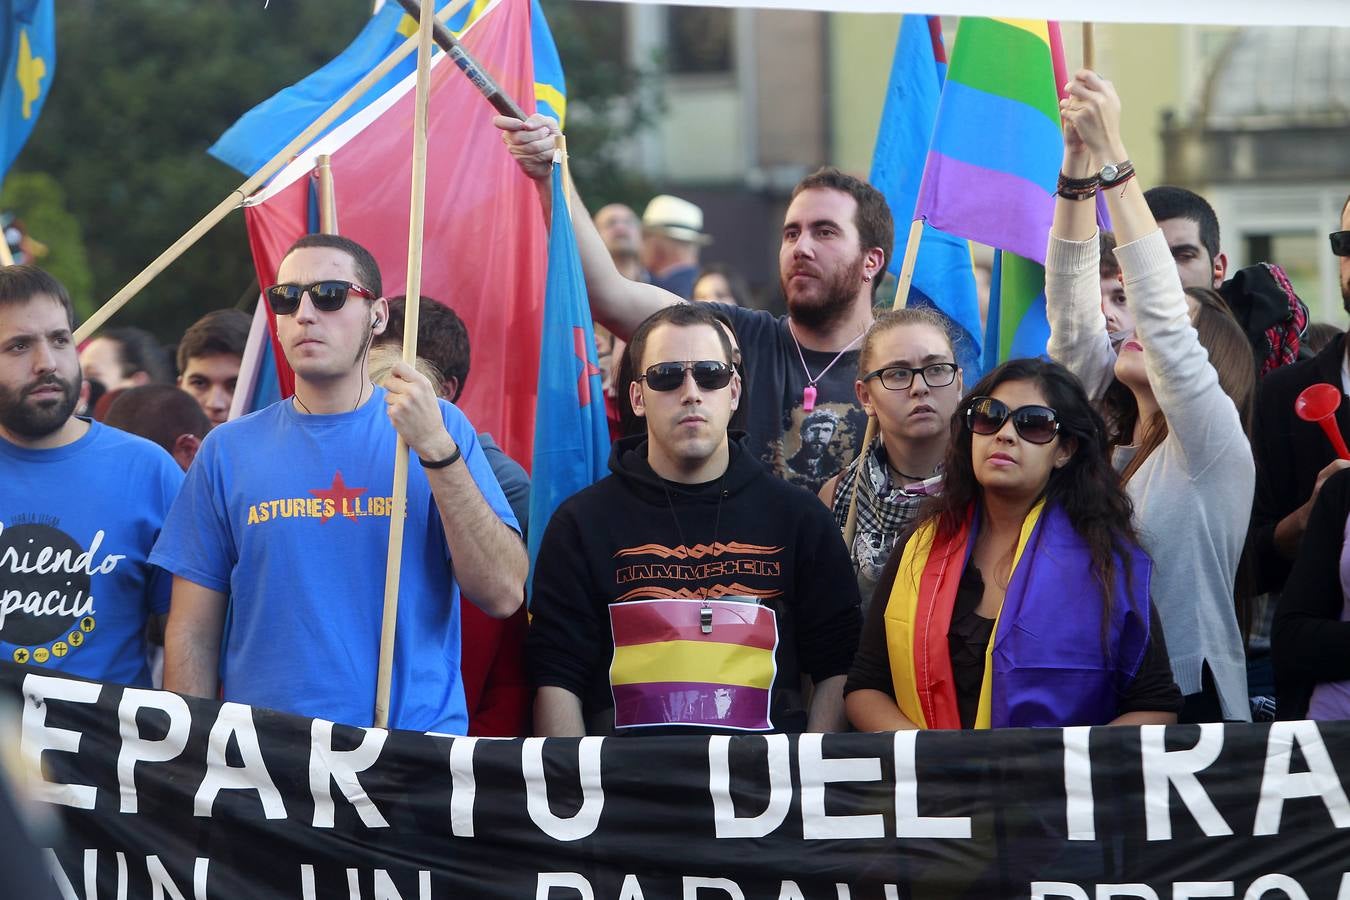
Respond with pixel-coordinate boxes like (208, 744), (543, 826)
(1294, 383), (1350, 461)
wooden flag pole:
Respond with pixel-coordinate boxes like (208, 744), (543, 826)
(316, 154), (338, 234)
(842, 217), (925, 548)
(374, 0), (436, 730)
(1082, 22), (1096, 71)
(72, 0), (471, 343)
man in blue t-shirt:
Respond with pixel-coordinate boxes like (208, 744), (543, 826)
(151, 235), (526, 734)
(0, 267), (182, 686)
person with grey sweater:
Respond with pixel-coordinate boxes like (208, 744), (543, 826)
(1046, 71), (1256, 722)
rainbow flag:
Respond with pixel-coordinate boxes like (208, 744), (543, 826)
(915, 18), (1061, 263)
(609, 599), (779, 731)
(869, 15), (983, 377)
(915, 18), (1066, 365)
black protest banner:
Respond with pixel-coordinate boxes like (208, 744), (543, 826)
(5, 662), (1350, 900)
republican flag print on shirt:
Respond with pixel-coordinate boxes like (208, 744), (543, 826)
(609, 598), (780, 732)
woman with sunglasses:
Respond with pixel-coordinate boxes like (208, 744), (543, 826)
(1047, 71), (1255, 723)
(819, 309), (963, 612)
(844, 359), (1181, 730)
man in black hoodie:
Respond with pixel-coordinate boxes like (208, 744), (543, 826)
(528, 304), (861, 736)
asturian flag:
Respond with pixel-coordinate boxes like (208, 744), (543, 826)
(0, 0), (54, 186)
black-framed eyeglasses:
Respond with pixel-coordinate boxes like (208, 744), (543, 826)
(1331, 231), (1350, 258)
(862, 362), (959, 392)
(965, 396), (1060, 444)
(264, 280), (376, 316)
(638, 360), (734, 392)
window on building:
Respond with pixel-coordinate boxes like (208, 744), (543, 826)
(666, 7), (734, 75)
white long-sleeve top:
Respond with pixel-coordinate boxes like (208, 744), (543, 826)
(1046, 229), (1253, 721)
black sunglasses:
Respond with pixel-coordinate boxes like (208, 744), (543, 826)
(965, 396), (1060, 444)
(264, 280), (376, 316)
(639, 360), (734, 392)
(1331, 231), (1350, 258)
(863, 362), (959, 392)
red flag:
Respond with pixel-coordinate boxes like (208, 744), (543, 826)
(242, 0), (547, 464)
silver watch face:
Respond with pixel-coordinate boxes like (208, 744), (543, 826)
(1100, 163), (1120, 181)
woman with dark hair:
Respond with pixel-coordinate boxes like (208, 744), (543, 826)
(1048, 71), (1255, 723)
(844, 359), (1181, 730)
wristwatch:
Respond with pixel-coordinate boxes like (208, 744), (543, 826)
(1099, 159), (1134, 187)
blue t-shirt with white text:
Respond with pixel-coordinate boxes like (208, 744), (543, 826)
(0, 421), (181, 685)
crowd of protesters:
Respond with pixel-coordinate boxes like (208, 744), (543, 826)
(4, 69), (1350, 737)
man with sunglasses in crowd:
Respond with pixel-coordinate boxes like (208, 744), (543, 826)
(496, 115), (889, 495)
(528, 304), (860, 736)
(152, 234), (525, 734)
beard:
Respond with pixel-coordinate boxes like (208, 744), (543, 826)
(0, 371), (81, 440)
(1342, 277), (1350, 316)
(783, 252), (866, 332)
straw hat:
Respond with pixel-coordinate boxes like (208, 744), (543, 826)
(641, 195), (712, 246)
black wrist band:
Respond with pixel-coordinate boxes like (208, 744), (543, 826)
(1056, 171), (1100, 201)
(1058, 172), (1100, 190)
(419, 444), (462, 469)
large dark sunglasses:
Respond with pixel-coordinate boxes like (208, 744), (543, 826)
(1331, 231), (1350, 258)
(264, 280), (376, 316)
(639, 360), (734, 392)
(965, 396), (1060, 444)
(863, 362), (959, 391)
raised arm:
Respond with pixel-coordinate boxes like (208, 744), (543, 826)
(494, 114), (678, 340)
(1063, 71), (1246, 463)
(1044, 84), (1115, 399)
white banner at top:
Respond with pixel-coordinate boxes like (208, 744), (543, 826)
(591, 0), (1348, 28)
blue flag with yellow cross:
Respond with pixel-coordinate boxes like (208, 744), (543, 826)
(0, 0), (54, 185)
(209, 0), (565, 177)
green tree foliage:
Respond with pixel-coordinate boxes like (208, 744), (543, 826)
(540, 0), (659, 211)
(1, 171), (93, 318)
(15, 0), (369, 344)
(11, 0), (660, 344)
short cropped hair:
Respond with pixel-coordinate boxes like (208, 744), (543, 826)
(1144, 186), (1221, 263)
(792, 167), (894, 298)
(103, 385), (210, 453)
(0, 265), (76, 329)
(627, 303), (735, 375)
(176, 308), (250, 374)
(378, 296), (470, 402)
(102, 327), (174, 384)
(283, 233), (383, 298)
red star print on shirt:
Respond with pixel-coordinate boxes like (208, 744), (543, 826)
(308, 471), (367, 523)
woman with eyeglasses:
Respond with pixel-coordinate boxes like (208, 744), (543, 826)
(1047, 72), (1255, 723)
(819, 309), (963, 612)
(844, 358), (1181, 730)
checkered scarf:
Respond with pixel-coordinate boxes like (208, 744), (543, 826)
(831, 442), (941, 548)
